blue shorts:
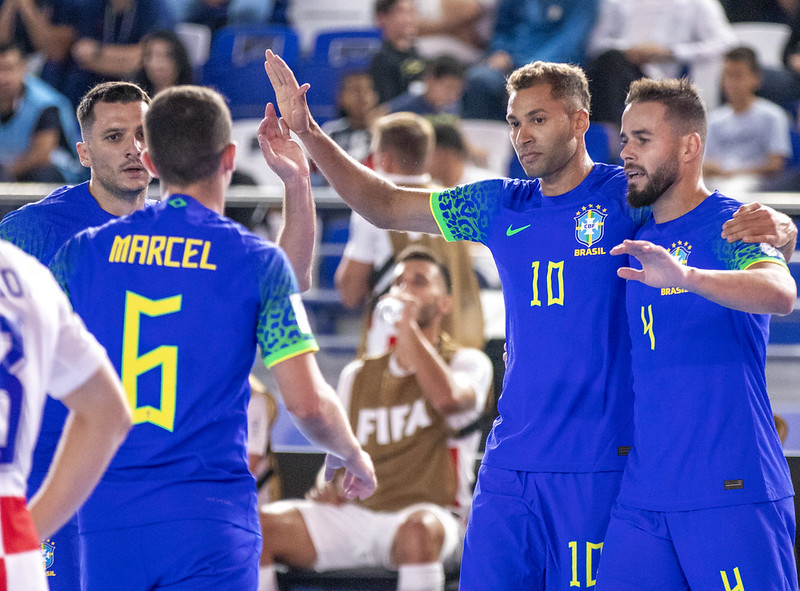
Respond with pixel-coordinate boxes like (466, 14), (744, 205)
(80, 519), (261, 590)
(39, 516), (80, 591)
(459, 465), (623, 590)
(29, 470), (80, 591)
(595, 498), (798, 590)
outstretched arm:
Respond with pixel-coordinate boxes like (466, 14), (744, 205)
(263, 50), (440, 234)
(258, 102), (315, 291)
(272, 353), (376, 500)
(611, 239), (796, 315)
(721, 203), (797, 261)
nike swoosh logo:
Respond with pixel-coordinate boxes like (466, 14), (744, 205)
(506, 224), (531, 237)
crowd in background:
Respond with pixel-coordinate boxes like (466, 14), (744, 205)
(4, 0), (800, 192)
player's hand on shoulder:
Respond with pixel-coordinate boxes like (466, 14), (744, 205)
(722, 203), (797, 250)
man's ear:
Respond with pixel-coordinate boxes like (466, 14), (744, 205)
(439, 293), (453, 317)
(76, 142), (91, 168)
(221, 142), (237, 173)
(142, 150), (159, 178)
(682, 132), (703, 164)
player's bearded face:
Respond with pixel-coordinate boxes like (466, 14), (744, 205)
(626, 153), (679, 208)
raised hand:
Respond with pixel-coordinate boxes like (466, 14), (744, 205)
(263, 49), (313, 134)
(257, 102), (309, 182)
(610, 239), (690, 288)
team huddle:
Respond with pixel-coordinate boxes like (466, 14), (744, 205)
(0, 45), (797, 591)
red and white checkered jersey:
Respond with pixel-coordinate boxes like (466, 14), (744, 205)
(0, 240), (108, 498)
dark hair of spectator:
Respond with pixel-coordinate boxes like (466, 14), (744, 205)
(375, 0), (403, 16)
(136, 30), (194, 96)
(724, 45), (762, 76)
(425, 55), (467, 80)
(395, 244), (453, 294)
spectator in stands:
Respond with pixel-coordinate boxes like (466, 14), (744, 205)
(387, 54), (466, 117)
(461, 0), (599, 120)
(0, 0), (77, 63)
(173, 0), (274, 32)
(704, 46), (792, 184)
(415, 0), (494, 65)
(259, 245), (494, 591)
(62, 0), (174, 107)
(320, 70), (379, 164)
(370, 0), (426, 105)
(759, 3), (800, 111)
(0, 41), (80, 182)
(586, 0), (737, 126)
(333, 111), (485, 355)
(428, 116), (494, 187)
(134, 29), (193, 97)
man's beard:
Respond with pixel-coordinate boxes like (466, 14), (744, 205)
(626, 159), (678, 209)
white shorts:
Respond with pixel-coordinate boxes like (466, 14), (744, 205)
(271, 500), (462, 571)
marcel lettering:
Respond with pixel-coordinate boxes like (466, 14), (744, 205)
(574, 247), (606, 257)
(109, 235), (217, 270)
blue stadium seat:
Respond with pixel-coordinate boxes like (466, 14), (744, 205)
(202, 25), (300, 120)
(299, 28), (382, 124)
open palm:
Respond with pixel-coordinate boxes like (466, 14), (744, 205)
(263, 49), (313, 135)
(257, 102), (309, 180)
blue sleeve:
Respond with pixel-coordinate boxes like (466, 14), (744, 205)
(0, 209), (52, 263)
(253, 244), (318, 368)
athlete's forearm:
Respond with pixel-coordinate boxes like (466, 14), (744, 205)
(682, 263), (796, 316)
(297, 123), (439, 233)
(290, 384), (363, 463)
(276, 174), (315, 292)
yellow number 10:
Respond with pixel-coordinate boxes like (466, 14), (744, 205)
(121, 291), (182, 432)
(531, 260), (565, 307)
(569, 540), (603, 587)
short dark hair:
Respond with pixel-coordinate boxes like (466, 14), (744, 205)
(374, 0), (402, 16)
(137, 29), (194, 95)
(373, 111), (435, 174)
(431, 117), (467, 157)
(625, 77), (707, 141)
(724, 45), (761, 75)
(425, 55), (466, 80)
(506, 61), (591, 114)
(144, 85), (231, 185)
(77, 81), (150, 137)
(395, 245), (452, 294)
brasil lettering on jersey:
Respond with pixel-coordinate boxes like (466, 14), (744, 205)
(108, 235), (216, 270)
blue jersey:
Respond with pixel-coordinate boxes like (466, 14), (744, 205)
(619, 191), (794, 511)
(50, 194), (318, 534)
(0, 182), (118, 489)
(431, 164), (646, 472)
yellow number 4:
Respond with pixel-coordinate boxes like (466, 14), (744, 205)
(721, 567), (744, 591)
(121, 291), (182, 432)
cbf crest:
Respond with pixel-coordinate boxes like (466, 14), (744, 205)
(41, 539), (55, 573)
(669, 240), (692, 264)
(574, 204), (607, 247)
